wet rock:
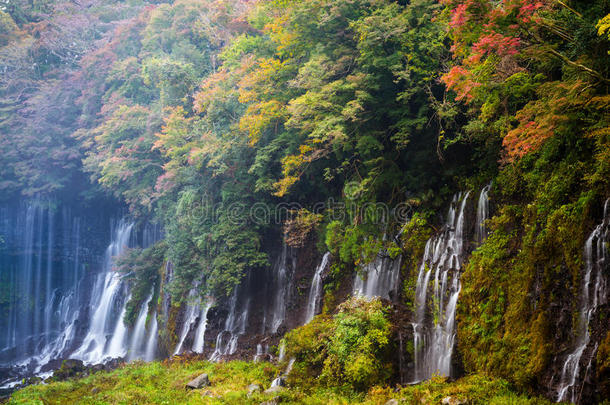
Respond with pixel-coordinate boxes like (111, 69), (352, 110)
(89, 364), (105, 374)
(441, 396), (467, 405)
(186, 373), (210, 389)
(101, 357), (125, 372)
(24, 376), (42, 385)
(270, 376), (286, 387)
(248, 383), (262, 395)
(52, 359), (86, 381)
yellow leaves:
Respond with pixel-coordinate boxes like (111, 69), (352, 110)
(273, 142), (329, 197)
(238, 99), (287, 145)
(238, 57), (287, 103)
(273, 175), (299, 197)
(597, 14), (610, 42)
(263, 15), (297, 56)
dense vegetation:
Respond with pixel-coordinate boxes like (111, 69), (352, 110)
(8, 358), (555, 404)
(1, 0), (609, 402)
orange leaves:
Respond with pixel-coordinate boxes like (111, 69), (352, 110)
(502, 82), (587, 162)
(442, 66), (480, 102)
(502, 110), (556, 162)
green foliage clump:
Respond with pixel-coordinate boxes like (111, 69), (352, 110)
(116, 241), (166, 327)
(285, 296), (393, 391)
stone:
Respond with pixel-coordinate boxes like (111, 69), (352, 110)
(52, 359), (86, 381)
(186, 373), (210, 389)
(91, 387), (99, 394)
(441, 396), (466, 405)
(248, 383), (262, 395)
(385, 400), (399, 405)
(260, 400), (279, 405)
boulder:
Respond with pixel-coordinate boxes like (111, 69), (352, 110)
(52, 359), (85, 381)
(248, 383), (262, 395)
(186, 373), (210, 389)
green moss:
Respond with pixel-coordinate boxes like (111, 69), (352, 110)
(457, 150), (601, 391)
(399, 213), (432, 311)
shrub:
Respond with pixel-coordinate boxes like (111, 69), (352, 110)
(285, 296), (393, 390)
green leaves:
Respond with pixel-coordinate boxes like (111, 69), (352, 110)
(285, 296), (393, 390)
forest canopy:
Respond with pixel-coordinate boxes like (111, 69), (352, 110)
(0, 0), (608, 302)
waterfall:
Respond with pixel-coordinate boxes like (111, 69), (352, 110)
(304, 252), (331, 323)
(144, 313), (158, 362)
(254, 343), (269, 362)
(72, 220), (134, 364)
(268, 245), (295, 334)
(0, 200), (91, 383)
(556, 199), (609, 403)
(210, 282), (250, 361)
(174, 288), (202, 355)
(353, 253), (401, 300)
(0, 202), (166, 389)
(475, 184), (491, 243)
(106, 298), (129, 358)
(128, 291), (154, 361)
(271, 358), (295, 387)
(411, 191), (470, 382)
(192, 299), (214, 354)
(278, 340), (286, 362)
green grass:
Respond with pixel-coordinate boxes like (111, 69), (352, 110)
(8, 359), (556, 405)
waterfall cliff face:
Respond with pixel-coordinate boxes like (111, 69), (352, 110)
(353, 253), (402, 301)
(0, 200), (112, 387)
(0, 200), (164, 388)
(304, 252), (331, 324)
(411, 191), (472, 382)
(72, 220), (134, 363)
(555, 199), (609, 403)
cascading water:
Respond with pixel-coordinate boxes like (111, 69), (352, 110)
(1, 201), (164, 389)
(556, 199), (609, 403)
(353, 253), (402, 300)
(128, 291), (154, 361)
(174, 288), (202, 355)
(193, 299), (214, 354)
(411, 191), (470, 382)
(72, 220), (134, 363)
(475, 184), (491, 244)
(0, 200), (103, 389)
(267, 245), (295, 334)
(210, 283), (250, 361)
(144, 313), (158, 362)
(304, 252), (331, 323)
